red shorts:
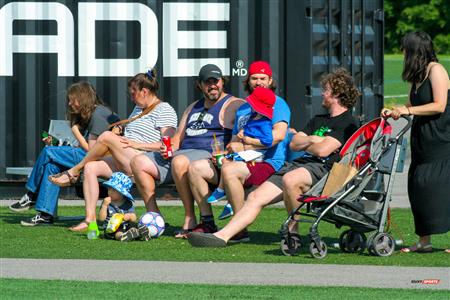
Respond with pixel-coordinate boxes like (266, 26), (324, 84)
(244, 162), (275, 187)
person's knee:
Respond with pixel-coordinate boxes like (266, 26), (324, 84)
(84, 162), (97, 177)
(188, 160), (203, 180)
(282, 173), (299, 190)
(221, 162), (243, 182)
(245, 191), (265, 210)
(97, 131), (115, 144)
(172, 155), (189, 173)
(130, 155), (147, 173)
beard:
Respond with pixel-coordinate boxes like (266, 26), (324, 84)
(205, 88), (222, 101)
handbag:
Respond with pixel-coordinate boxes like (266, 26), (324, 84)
(321, 162), (358, 196)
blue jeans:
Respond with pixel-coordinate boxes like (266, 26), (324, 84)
(25, 146), (86, 216)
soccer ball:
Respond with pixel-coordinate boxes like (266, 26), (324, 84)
(139, 212), (165, 238)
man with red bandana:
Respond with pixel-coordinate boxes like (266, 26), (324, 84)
(186, 61), (291, 242)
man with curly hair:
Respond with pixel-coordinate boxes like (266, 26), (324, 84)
(188, 68), (360, 247)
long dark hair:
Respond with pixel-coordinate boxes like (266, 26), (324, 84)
(401, 31), (438, 84)
(66, 81), (103, 129)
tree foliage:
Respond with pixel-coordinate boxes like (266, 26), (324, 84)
(385, 0), (450, 54)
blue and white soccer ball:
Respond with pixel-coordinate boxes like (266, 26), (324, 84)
(139, 212), (165, 238)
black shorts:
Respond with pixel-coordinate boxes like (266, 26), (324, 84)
(266, 160), (329, 188)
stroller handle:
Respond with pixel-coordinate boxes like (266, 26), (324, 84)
(394, 115), (412, 141)
(382, 115), (412, 141)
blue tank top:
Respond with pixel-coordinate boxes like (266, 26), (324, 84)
(180, 94), (232, 152)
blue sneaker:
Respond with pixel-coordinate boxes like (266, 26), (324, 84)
(207, 189), (226, 203)
(218, 203), (234, 220)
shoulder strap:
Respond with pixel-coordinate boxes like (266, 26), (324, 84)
(109, 100), (161, 129)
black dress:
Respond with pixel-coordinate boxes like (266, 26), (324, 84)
(408, 78), (450, 236)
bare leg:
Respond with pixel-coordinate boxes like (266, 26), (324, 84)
(282, 167), (313, 233)
(221, 161), (249, 213)
(188, 159), (219, 219)
(84, 159), (116, 222)
(130, 154), (160, 212)
(50, 131), (140, 186)
(69, 158), (115, 231)
(171, 155), (197, 230)
(215, 181), (283, 242)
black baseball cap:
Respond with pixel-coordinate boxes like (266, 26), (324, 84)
(198, 64), (223, 82)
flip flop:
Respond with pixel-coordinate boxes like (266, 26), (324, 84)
(400, 242), (432, 253)
(49, 170), (79, 187)
(69, 221), (88, 233)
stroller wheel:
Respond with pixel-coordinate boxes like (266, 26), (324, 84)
(280, 234), (302, 256)
(309, 240), (327, 259)
(368, 233), (395, 257)
(339, 230), (366, 254)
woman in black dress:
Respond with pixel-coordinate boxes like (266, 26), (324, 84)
(382, 31), (450, 253)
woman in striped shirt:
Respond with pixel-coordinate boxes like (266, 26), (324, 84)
(49, 70), (178, 232)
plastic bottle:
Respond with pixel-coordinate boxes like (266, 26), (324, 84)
(41, 131), (60, 146)
(87, 221), (99, 240)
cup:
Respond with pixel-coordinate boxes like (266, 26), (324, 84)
(211, 140), (224, 156)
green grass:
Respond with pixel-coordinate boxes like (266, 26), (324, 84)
(384, 54), (450, 107)
(1, 207), (449, 267)
(1, 279), (449, 300)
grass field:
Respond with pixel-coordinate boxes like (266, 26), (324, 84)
(384, 54), (450, 107)
(1, 279), (449, 300)
(1, 206), (449, 267)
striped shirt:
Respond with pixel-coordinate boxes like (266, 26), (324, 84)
(124, 102), (178, 143)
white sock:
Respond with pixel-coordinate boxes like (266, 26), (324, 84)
(215, 187), (224, 193)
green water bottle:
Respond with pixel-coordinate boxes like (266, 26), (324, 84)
(41, 131), (60, 146)
(87, 221), (100, 240)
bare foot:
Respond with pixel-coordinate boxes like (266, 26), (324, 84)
(69, 221), (88, 232)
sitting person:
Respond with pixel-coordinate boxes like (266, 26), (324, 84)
(17, 82), (119, 226)
(98, 172), (136, 241)
(188, 68), (360, 247)
(187, 61), (291, 241)
(129, 64), (244, 238)
(49, 70), (178, 233)
(206, 87), (276, 217)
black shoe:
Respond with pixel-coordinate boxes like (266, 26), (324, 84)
(121, 225), (150, 242)
(21, 212), (53, 226)
(9, 193), (35, 212)
(187, 232), (227, 248)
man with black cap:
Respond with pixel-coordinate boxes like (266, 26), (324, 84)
(187, 61), (291, 241)
(130, 64), (244, 238)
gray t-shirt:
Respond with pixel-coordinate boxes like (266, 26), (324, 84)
(85, 105), (120, 138)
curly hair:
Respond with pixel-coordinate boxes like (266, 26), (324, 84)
(321, 68), (360, 109)
(66, 81), (103, 130)
(401, 31), (438, 84)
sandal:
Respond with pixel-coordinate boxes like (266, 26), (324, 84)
(49, 170), (79, 187)
(69, 221), (88, 233)
(400, 242), (432, 253)
(174, 228), (193, 239)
